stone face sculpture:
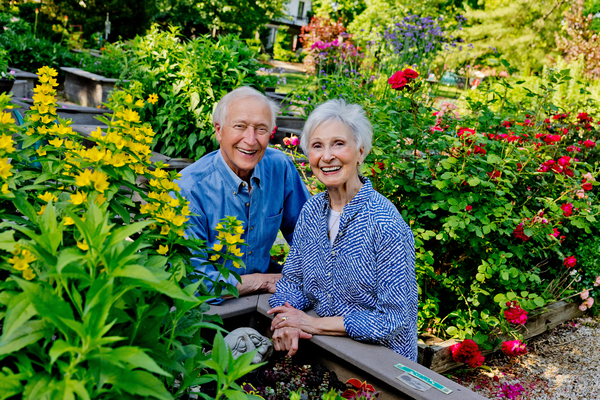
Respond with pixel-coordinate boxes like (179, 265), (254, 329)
(224, 327), (273, 364)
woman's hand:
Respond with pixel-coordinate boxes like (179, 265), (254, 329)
(272, 327), (313, 357)
(268, 302), (318, 334)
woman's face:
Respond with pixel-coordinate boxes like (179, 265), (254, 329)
(308, 120), (364, 189)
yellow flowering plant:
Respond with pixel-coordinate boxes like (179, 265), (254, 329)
(0, 67), (260, 399)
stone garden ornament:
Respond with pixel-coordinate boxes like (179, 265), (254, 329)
(224, 328), (273, 364)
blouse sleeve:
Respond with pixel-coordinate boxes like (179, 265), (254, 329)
(342, 217), (418, 347)
(268, 207), (311, 311)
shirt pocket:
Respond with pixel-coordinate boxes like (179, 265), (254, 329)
(265, 208), (283, 227)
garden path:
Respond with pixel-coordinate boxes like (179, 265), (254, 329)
(449, 315), (600, 399)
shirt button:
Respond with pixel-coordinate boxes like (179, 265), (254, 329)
(242, 182), (246, 186)
(249, 250), (252, 255)
(251, 226), (254, 230)
(331, 250), (335, 256)
(233, 191), (236, 195)
(245, 202), (249, 207)
(328, 294), (332, 298)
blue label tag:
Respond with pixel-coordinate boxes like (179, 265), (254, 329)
(394, 363), (453, 395)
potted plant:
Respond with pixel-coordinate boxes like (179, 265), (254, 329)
(0, 48), (16, 94)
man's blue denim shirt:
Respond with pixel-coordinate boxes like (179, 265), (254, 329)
(177, 148), (311, 290)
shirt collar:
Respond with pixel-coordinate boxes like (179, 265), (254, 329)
(215, 149), (262, 192)
(320, 176), (371, 218)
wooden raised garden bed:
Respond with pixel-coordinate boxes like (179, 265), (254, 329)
(60, 67), (120, 108)
(418, 300), (586, 373)
(205, 294), (486, 400)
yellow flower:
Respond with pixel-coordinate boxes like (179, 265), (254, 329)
(0, 158), (12, 180)
(48, 137), (63, 147)
(91, 127), (104, 140)
(176, 229), (185, 237)
(95, 193), (106, 205)
(228, 245), (243, 257)
(213, 243), (224, 252)
(160, 225), (170, 235)
(1, 183), (9, 194)
(69, 191), (88, 205)
(38, 191), (58, 203)
(8, 249), (36, 271)
(149, 223), (157, 230)
(40, 115), (53, 124)
(135, 99), (145, 108)
(121, 109), (141, 123)
(209, 254), (220, 261)
(75, 169), (93, 187)
(215, 223), (224, 230)
(232, 261), (241, 268)
(76, 240), (89, 251)
(37, 205), (47, 215)
(108, 152), (129, 167)
(234, 226), (244, 234)
(22, 268), (36, 281)
(148, 93), (158, 104)
(0, 112), (15, 125)
(225, 233), (243, 244)
(157, 244), (168, 255)
(125, 94), (134, 104)
(0, 134), (15, 153)
(83, 147), (106, 162)
(36, 148), (47, 156)
(64, 216), (75, 226)
(91, 170), (110, 193)
(172, 215), (187, 227)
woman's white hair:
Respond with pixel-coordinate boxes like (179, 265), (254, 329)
(300, 99), (373, 156)
(212, 86), (279, 130)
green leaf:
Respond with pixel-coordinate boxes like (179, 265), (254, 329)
(467, 177), (481, 186)
(49, 339), (78, 365)
(0, 230), (16, 252)
(108, 369), (173, 400)
(1, 292), (37, 341)
(446, 326), (459, 336)
(108, 220), (154, 246)
(56, 248), (85, 274)
(223, 390), (254, 400)
(109, 347), (172, 377)
(493, 293), (507, 303)
(0, 370), (22, 400)
(212, 331), (228, 369)
(533, 297), (545, 307)
(0, 321), (46, 355)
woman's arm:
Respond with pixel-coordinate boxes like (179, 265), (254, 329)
(269, 302), (347, 336)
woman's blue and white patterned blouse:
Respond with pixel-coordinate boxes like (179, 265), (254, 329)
(269, 178), (418, 361)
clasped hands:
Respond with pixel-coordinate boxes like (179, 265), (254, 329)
(267, 302), (315, 357)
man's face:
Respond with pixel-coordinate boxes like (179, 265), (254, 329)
(215, 97), (272, 181)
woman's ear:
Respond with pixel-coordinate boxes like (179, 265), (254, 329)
(358, 146), (365, 163)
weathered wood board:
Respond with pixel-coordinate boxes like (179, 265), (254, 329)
(418, 300), (586, 373)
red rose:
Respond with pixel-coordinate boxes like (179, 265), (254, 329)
(564, 256), (577, 268)
(388, 71), (407, 90)
(402, 68), (419, 80)
(583, 139), (596, 148)
(583, 182), (593, 191)
(465, 205), (472, 211)
(504, 301), (528, 325)
(451, 339), (485, 368)
(561, 203), (573, 217)
(502, 340), (527, 357)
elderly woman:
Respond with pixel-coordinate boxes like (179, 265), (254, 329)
(267, 99), (418, 361)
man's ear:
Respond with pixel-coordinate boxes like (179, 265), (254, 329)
(215, 122), (223, 143)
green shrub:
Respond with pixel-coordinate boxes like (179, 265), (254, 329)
(119, 25), (272, 160)
(0, 67), (260, 399)
(77, 42), (129, 79)
(285, 61), (600, 349)
(273, 27), (299, 63)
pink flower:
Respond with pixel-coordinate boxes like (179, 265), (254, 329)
(501, 340), (527, 357)
(583, 139), (596, 148)
(594, 276), (600, 287)
(586, 297), (594, 307)
(581, 290), (590, 300)
(550, 228), (560, 238)
(465, 205), (472, 211)
(290, 136), (299, 146)
(561, 203), (573, 217)
(283, 137), (290, 146)
(564, 256), (577, 268)
(513, 223), (531, 241)
(504, 301), (528, 325)
(579, 303), (588, 311)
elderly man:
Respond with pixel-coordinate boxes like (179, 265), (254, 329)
(178, 86), (311, 297)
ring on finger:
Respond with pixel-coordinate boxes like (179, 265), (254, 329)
(282, 316), (287, 322)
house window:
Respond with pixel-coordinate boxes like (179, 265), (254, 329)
(297, 1), (305, 18)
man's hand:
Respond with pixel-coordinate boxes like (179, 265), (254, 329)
(272, 327), (313, 357)
(236, 273), (281, 296)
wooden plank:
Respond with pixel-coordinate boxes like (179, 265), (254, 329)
(420, 300), (586, 373)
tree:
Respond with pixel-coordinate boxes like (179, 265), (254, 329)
(153, 0), (288, 38)
(311, 0), (367, 26)
(460, 0), (569, 74)
(556, 0), (600, 78)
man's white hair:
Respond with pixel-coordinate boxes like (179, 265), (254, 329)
(300, 99), (373, 156)
(212, 86), (279, 131)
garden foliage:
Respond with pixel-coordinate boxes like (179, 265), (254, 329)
(285, 55), (599, 350)
(117, 25), (271, 160)
(0, 67), (262, 399)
